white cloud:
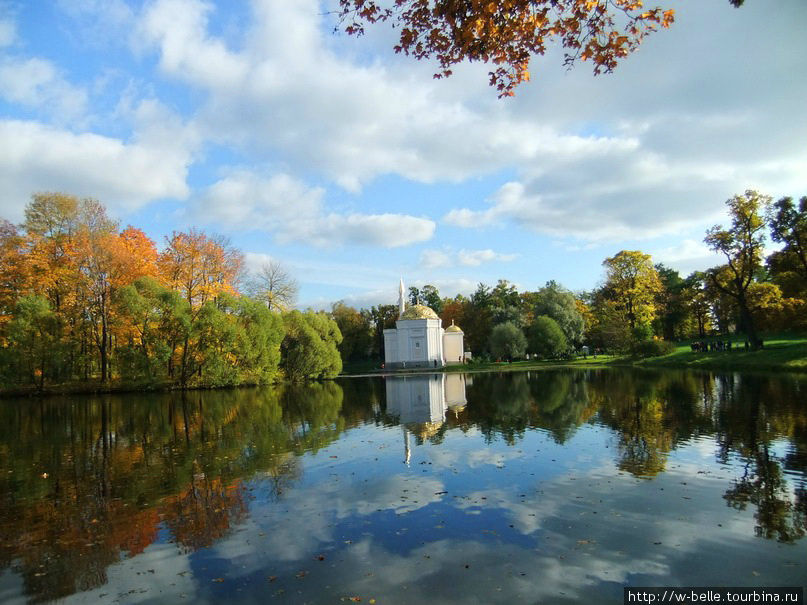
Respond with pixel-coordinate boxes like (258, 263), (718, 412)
(0, 119), (192, 220)
(0, 57), (88, 121)
(196, 171), (435, 247)
(651, 239), (724, 276)
(421, 247), (518, 269)
(137, 0), (248, 90)
(134, 0), (655, 198)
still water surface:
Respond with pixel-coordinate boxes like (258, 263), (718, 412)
(0, 369), (805, 603)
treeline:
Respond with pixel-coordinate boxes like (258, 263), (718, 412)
(332, 190), (807, 362)
(0, 193), (342, 390)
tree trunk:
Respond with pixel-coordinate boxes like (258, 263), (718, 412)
(737, 291), (761, 350)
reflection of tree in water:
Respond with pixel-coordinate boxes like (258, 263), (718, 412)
(0, 381), (347, 602)
(464, 372), (533, 445)
(529, 370), (595, 443)
(716, 374), (807, 543)
(162, 476), (248, 552)
(280, 381), (344, 454)
(457, 370), (595, 445)
(591, 369), (708, 478)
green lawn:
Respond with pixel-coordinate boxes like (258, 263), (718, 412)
(341, 335), (807, 377)
(632, 335), (807, 373)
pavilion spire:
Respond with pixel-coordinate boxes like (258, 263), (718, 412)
(398, 277), (406, 318)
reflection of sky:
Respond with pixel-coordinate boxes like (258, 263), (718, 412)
(153, 422), (805, 603)
(5, 390), (805, 604)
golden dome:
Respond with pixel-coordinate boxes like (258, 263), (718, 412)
(400, 304), (439, 320)
(445, 324), (463, 333)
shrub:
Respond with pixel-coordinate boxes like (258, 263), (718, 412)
(633, 339), (676, 358)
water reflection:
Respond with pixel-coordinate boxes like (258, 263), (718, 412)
(385, 374), (468, 462)
(0, 369), (805, 603)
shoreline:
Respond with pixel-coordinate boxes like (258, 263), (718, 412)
(3, 337), (805, 397)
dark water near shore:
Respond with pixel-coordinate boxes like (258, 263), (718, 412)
(0, 368), (805, 604)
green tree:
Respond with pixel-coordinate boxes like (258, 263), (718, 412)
(230, 296), (284, 385)
(654, 264), (689, 341)
(704, 190), (771, 349)
(331, 302), (374, 362)
(462, 283), (494, 354)
(531, 280), (584, 345)
(681, 272), (711, 338)
(364, 304), (398, 358)
(527, 315), (567, 359)
(2, 295), (60, 388)
(113, 277), (186, 383)
(280, 311), (343, 380)
(420, 284), (443, 314)
(489, 321), (527, 361)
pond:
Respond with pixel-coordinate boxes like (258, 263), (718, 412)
(0, 368), (805, 604)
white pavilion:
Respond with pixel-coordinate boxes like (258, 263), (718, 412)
(383, 279), (464, 369)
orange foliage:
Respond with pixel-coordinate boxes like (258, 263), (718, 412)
(338, 0), (675, 96)
(158, 229), (244, 310)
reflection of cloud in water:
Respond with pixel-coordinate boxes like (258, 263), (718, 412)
(428, 444), (524, 471)
(213, 473), (445, 564)
(61, 542), (200, 604)
(0, 568), (25, 605)
(445, 461), (772, 585)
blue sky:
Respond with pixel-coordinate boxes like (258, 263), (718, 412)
(1, 0), (805, 309)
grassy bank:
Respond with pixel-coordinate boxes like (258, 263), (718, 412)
(631, 335), (807, 373)
(341, 335), (807, 377)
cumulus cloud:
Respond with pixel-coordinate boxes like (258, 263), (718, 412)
(134, 0), (653, 197)
(0, 56), (88, 122)
(196, 171), (435, 247)
(0, 119), (192, 220)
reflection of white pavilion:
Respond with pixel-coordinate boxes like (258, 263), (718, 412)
(385, 373), (468, 464)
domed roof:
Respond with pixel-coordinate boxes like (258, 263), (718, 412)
(445, 324), (463, 333)
(400, 304), (439, 320)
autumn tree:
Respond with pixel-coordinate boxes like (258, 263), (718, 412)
(601, 250), (662, 333)
(704, 190), (771, 349)
(0, 220), (26, 331)
(338, 0), (676, 96)
(246, 260), (299, 312)
(158, 229), (244, 384)
(158, 229), (244, 309)
(22, 192), (81, 314)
